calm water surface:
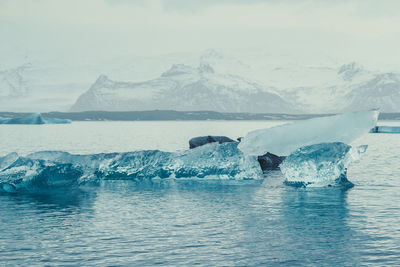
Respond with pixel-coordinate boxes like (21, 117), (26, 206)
(0, 121), (399, 266)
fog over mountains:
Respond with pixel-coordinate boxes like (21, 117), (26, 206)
(2, 0), (400, 114)
(2, 49), (400, 114)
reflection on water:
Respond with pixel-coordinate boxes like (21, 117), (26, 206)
(233, 175), (357, 265)
(0, 177), (399, 266)
(5, 189), (96, 208)
(280, 188), (356, 265)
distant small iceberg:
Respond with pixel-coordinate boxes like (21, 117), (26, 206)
(43, 116), (72, 124)
(0, 113), (71, 124)
(370, 126), (400, 134)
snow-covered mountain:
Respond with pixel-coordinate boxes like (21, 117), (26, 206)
(0, 52), (199, 112)
(343, 72), (400, 112)
(71, 64), (296, 113)
(2, 49), (400, 113)
(279, 62), (400, 113)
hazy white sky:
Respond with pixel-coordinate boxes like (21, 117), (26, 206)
(1, 0), (400, 66)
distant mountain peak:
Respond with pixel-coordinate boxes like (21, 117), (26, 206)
(90, 74), (115, 90)
(96, 74), (110, 83)
(71, 62), (296, 113)
(338, 62), (363, 81)
(161, 64), (195, 77)
(197, 63), (214, 74)
(200, 49), (224, 60)
(199, 49), (248, 74)
(160, 63), (215, 77)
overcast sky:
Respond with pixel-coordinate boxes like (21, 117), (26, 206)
(1, 0), (400, 67)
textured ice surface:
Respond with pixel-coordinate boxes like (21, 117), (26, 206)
(0, 113), (71, 124)
(280, 142), (367, 187)
(238, 109), (378, 156)
(0, 142), (262, 193)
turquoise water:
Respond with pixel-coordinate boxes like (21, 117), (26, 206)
(1, 121), (400, 266)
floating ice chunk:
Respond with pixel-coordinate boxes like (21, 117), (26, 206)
(0, 113), (45, 124)
(43, 117), (72, 124)
(238, 110), (379, 156)
(280, 142), (367, 187)
(0, 113), (71, 124)
(0, 142), (263, 193)
(370, 126), (400, 134)
(29, 143), (262, 181)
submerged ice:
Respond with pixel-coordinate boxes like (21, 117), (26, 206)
(0, 142), (262, 193)
(238, 109), (378, 156)
(280, 142), (367, 187)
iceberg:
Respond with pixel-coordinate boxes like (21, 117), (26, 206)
(0, 113), (71, 124)
(43, 117), (72, 124)
(0, 113), (46, 124)
(238, 110), (379, 156)
(370, 126), (400, 134)
(280, 142), (367, 187)
(0, 142), (263, 193)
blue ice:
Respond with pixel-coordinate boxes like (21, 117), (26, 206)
(0, 142), (262, 193)
(280, 142), (367, 187)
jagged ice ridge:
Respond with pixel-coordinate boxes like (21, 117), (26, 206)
(0, 142), (262, 193)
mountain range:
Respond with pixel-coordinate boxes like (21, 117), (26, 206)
(279, 62), (400, 113)
(2, 49), (400, 113)
(71, 64), (296, 113)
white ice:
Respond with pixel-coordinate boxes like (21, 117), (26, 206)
(238, 109), (379, 156)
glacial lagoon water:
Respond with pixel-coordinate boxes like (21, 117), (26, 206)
(1, 121), (400, 266)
